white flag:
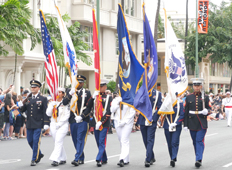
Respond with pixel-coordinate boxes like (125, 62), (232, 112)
(158, 8), (188, 115)
(54, 4), (79, 115)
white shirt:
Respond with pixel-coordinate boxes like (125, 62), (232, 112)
(222, 97), (232, 107)
(32, 93), (39, 99)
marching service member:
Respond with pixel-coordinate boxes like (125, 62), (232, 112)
(63, 75), (92, 166)
(19, 80), (50, 166)
(137, 88), (162, 167)
(162, 94), (184, 168)
(110, 96), (136, 167)
(85, 79), (112, 167)
(46, 87), (70, 166)
(184, 78), (211, 168)
(221, 91), (232, 127)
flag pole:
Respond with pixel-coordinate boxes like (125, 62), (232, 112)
(195, 0), (199, 78)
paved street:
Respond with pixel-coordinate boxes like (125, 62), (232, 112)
(0, 120), (231, 170)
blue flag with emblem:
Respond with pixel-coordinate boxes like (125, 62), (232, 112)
(133, 4), (158, 123)
(117, 4), (144, 106)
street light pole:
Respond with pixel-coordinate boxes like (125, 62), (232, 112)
(195, 0), (199, 78)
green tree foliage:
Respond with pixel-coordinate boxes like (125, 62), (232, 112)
(107, 80), (116, 92)
(43, 13), (92, 68)
(185, 1), (232, 69)
(0, 0), (41, 56)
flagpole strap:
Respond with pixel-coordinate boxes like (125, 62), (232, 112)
(166, 101), (180, 125)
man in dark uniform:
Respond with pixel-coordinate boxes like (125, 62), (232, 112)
(163, 96), (185, 168)
(63, 75), (92, 166)
(184, 78), (211, 168)
(137, 88), (162, 167)
(19, 80), (50, 166)
(85, 79), (112, 167)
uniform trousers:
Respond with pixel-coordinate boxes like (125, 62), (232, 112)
(225, 108), (232, 126)
(94, 127), (108, 162)
(27, 128), (42, 161)
(190, 126), (207, 161)
(164, 126), (182, 161)
(115, 120), (133, 163)
(49, 122), (68, 162)
(140, 123), (157, 162)
(70, 121), (88, 162)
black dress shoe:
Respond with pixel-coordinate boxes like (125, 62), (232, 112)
(124, 162), (129, 166)
(102, 161), (107, 165)
(71, 160), (79, 166)
(31, 161), (36, 166)
(51, 161), (59, 166)
(145, 161), (150, 167)
(79, 160), (84, 165)
(97, 161), (102, 167)
(195, 161), (202, 168)
(59, 160), (66, 165)
(35, 154), (44, 163)
(117, 159), (124, 167)
(150, 158), (156, 165)
(170, 160), (175, 167)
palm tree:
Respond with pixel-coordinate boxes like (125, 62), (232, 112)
(154, 0), (161, 48)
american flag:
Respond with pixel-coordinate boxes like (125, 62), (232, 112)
(39, 10), (58, 101)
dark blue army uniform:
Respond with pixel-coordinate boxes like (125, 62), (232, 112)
(85, 92), (112, 165)
(63, 78), (92, 164)
(163, 102), (184, 166)
(20, 80), (49, 164)
(184, 92), (211, 164)
(137, 89), (162, 165)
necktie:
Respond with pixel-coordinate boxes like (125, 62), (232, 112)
(32, 96), (35, 99)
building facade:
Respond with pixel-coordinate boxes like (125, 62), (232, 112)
(0, 0), (143, 94)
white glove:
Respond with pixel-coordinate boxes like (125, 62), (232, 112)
(43, 125), (49, 130)
(92, 91), (99, 99)
(69, 88), (75, 95)
(56, 123), (60, 130)
(22, 112), (27, 118)
(183, 127), (188, 132)
(75, 116), (82, 123)
(50, 101), (56, 107)
(170, 123), (177, 129)
(202, 108), (208, 115)
(95, 121), (102, 130)
(118, 120), (126, 127)
(145, 119), (152, 126)
(18, 101), (23, 107)
(116, 97), (122, 105)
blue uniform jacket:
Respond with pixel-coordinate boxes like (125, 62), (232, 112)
(137, 89), (162, 126)
(20, 93), (49, 129)
(163, 102), (185, 130)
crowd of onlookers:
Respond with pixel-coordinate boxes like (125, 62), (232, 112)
(0, 85), (229, 141)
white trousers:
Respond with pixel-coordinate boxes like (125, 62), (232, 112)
(225, 108), (232, 126)
(115, 120), (133, 163)
(49, 122), (69, 162)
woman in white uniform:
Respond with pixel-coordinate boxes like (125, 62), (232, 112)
(110, 96), (135, 167)
(46, 87), (70, 166)
(222, 91), (232, 127)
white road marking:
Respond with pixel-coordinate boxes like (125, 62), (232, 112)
(0, 159), (21, 164)
(206, 133), (218, 137)
(223, 162), (232, 168)
(85, 154), (120, 163)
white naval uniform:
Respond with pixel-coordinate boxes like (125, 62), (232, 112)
(222, 97), (232, 126)
(46, 100), (70, 162)
(110, 98), (135, 163)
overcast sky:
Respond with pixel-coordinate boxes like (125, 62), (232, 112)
(144, 0), (231, 35)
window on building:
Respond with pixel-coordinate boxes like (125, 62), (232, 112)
(158, 59), (161, 75)
(119, 0), (134, 16)
(115, 33), (119, 55)
(80, 25), (93, 51)
(186, 64), (194, 75)
(210, 62), (215, 76)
